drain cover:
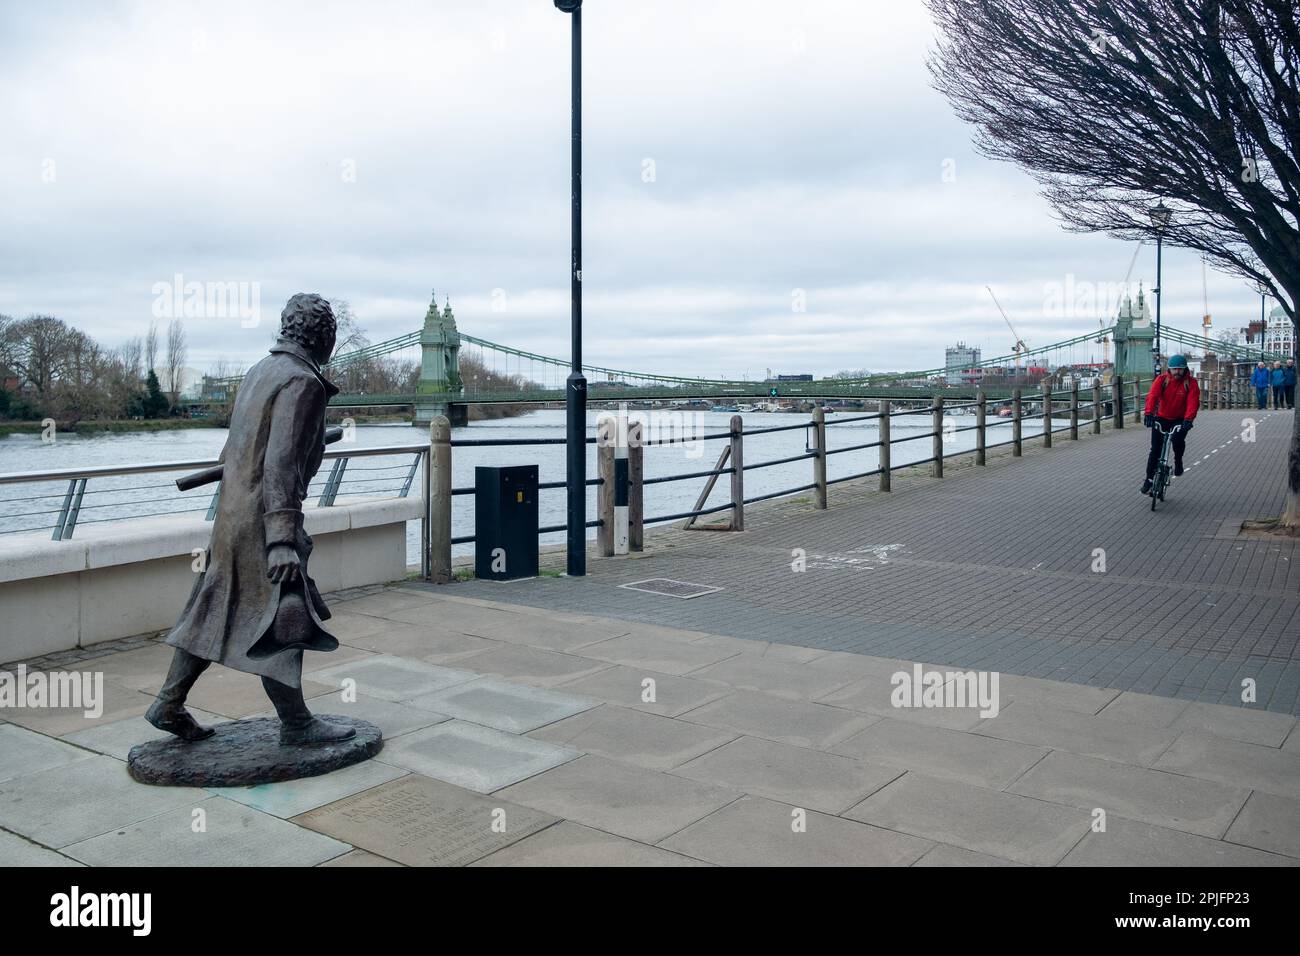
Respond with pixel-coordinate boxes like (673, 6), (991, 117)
(618, 578), (723, 599)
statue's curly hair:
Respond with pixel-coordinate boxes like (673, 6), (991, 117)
(278, 293), (336, 356)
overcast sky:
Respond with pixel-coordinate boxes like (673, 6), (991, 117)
(0, 0), (1273, 379)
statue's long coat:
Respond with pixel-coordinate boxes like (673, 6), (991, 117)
(165, 340), (339, 688)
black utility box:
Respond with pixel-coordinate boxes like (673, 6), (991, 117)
(474, 465), (539, 580)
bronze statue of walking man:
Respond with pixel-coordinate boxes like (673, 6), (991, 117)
(146, 293), (354, 746)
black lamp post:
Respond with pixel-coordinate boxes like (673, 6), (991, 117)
(555, 0), (585, 576)
(1149, 200), (1172, 373)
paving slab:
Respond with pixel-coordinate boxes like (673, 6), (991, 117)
(298, 644), (376, 674)
(1008, 751), (1249, 839)
(0, 678), (156, 737)
(329, 589), (442, 617)
(1222, 791), (1300, 859)
(337, 620), (497, 664)
(913, 844), (1023, 867)
(578, 632), (741, 676)
(64, 796), (351, 866)
(686, 634), (832, 664)
(0, 829), (83, 866)
(1061, 815), (1299, 867)
(0, 754), (206, 848)
(996, 674), (1119, 715)
(310, 655), (477, 703)
(672, 734), (902, 813)
(1166, 702), (1296, 748)
(448, 644), (614, 688)
(62, 708), (228, 760)
(1096, 691), (1193, 728)
(471, 821), (710, 867)
(496, 754), (741, 843)
(301, 690), (448, 739)
(0, 724), (95, 783)
(68, 643), (177, 691)
(831, 718), (1048, 790)
(813, 671), (991, 731)
(684, 654), (859, 701)
(318, 849), (404, 866)
(316, 609), (392, 643)
(1153, 731), (1300, 798)
(378, 720), (579, 793)
(845, 771), (1092, 866)
(294, 774), (558, 866)
(552, 664), (731, 717)
(973, 702), (1180, 767)
(678, 690), (877, 750)
(407, 678), (599, 734)
(658, 794), (931, 866)
(207, 759), (408, 818)
(528, 704), (737, 771)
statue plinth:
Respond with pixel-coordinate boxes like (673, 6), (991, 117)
(127, 716), (382, 787)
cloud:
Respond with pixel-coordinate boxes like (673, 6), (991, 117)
(0, 0), (1260, 378)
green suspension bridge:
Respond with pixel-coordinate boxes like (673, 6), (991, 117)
(232, 291), (1291, 424)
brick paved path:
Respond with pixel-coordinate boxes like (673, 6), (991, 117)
(455, 408), (1300, 713)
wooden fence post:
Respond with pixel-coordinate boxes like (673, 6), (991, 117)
(1012, 388), (1023, 456)
(932, 394), (944, 477)
(1113, 375), (1124, 429)
(1042, 381), (1052, 448)
(1070, 380), (1079, 440)
(812, 406), (828, 509)
(729, 414), (744, 532)
(628, 421), (643, 552)
(1093, 379), (1102, 434)
(429, 416), (452, 583)
(975, 391), (986, 465)
(1132, 376), (1143, 424)
(879, 400), (892, 490)
(596, 417), (614, 557)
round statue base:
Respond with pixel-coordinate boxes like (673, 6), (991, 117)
(127, 716), (383, 787)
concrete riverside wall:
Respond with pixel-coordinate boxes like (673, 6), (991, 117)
(0, 496), (423, 662)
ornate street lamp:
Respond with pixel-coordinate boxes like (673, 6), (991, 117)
(1149, 200), (1172, 373)
(554, 0), (585, 576)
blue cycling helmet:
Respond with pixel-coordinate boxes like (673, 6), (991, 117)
(1167, 354), (1188, 369)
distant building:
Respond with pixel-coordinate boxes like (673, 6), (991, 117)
(1259, 305), (1295, 357)
(945, 342), (980, 382)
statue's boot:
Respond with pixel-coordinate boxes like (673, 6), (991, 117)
(262, 677), (355, 745)
(145, 649), (216, 741)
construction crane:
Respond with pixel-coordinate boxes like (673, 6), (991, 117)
(986, 286), (1028, 369)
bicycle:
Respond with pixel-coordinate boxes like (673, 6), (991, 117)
(1148, 420), (1182, 511)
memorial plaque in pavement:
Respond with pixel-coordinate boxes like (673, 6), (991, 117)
(294, 774), (558, 866)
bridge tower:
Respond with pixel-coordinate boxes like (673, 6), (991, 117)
(413, 289), (468, 427)
(1111, 286), (1156, 378)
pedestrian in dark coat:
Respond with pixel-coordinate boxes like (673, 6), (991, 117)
(1284, 359), (1296, 409)
(146, 293), (354, 745)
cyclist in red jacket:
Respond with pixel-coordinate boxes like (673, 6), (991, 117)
(1141, 354), (1199, 494)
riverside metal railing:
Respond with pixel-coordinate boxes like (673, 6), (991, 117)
(6, 372), (1221, 585)
(423, 374), (1193, 579)
(0, 442), (433, 576)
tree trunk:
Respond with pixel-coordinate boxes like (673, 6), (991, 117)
(1284, 407), (1300, 530)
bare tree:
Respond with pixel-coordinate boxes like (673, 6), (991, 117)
(144, 320), (159, 382)
(166, 318), (187, 404)
(927, 0), (1300, 526)
(120, 336), (143, 383)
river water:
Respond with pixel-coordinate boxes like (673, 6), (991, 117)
(0, 408), (1046, 564)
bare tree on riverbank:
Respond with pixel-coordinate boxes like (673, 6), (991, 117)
(928, 0), (1300, 528)
(166, 318), (187, 403)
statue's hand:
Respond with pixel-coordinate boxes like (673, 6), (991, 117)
(267, 544), (301, 584)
